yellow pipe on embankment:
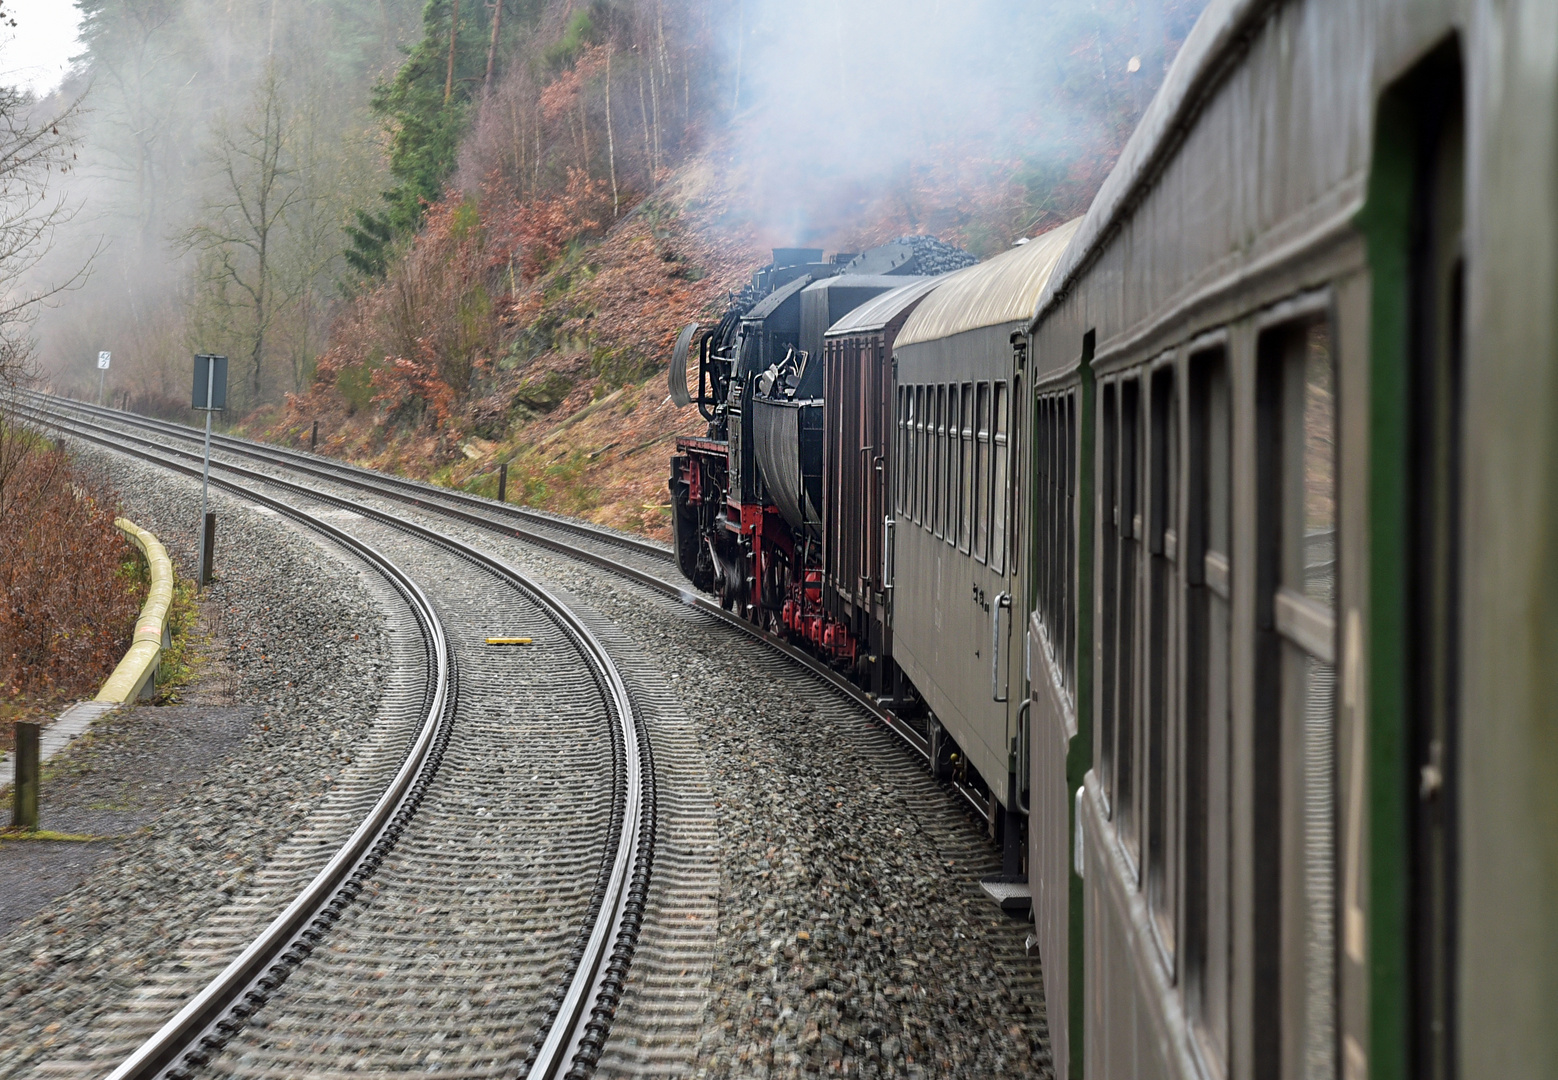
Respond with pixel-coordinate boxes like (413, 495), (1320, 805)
(96, 517), (174, 703)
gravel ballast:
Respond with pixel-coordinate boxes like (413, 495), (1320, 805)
(17, 412), (1055, 1079)
(0, 448), (400, 1078)
(498, 559), (1051, 1079)
(281, 475), (1055, 1079)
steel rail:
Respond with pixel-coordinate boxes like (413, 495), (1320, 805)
(37, 407), (653, 1080)
(26, 390), (670, 563)
(29, 395), (991, 825)
(73, 432), (456, 1080)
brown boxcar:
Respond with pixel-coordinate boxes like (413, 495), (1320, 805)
(819, 278), (944, 693)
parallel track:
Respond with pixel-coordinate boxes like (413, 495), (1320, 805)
(36, 407), (655, 1080)
(26, 390), (670, 568)
(28, 392), (992, 821)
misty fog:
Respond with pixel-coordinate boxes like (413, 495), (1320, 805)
(26, 0), (424, 413)
(13, 0), (1201, 415)
(723, 0), (1203, 247)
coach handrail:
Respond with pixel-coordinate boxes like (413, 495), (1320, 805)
(991, 591), (1012, 703)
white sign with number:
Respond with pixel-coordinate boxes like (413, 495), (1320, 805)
(97, 351), (111, 370)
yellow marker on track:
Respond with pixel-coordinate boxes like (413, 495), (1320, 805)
(485, 637), (534, 646)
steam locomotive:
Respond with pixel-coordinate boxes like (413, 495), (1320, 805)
(667, 227), (1072, 871)
(667, 236), (975, 680)
(669, 0), (1558, 1076)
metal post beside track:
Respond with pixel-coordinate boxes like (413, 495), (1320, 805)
(192, 354), (227, 588)
(498, 462), (508, 503)
(12, 721), (39, 830)
(201, 511), (217, 586)
(198, 405), (213, 584)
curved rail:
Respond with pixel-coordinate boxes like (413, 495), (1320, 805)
(94, 445), (456, 1080)
(42, 410), (654, 1080)
(27, 390), (670, 563)
(27, 394), (988, 824)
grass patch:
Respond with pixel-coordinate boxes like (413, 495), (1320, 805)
(154, 573), (203, 703)
(0, 828), (106, 843)
(506, 448), (599, 516)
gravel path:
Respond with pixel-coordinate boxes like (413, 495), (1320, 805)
(0, 698), (258, 941)
(0, 449), (401, 1079)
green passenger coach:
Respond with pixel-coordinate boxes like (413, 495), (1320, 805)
(1018, 0), (1558, 1077)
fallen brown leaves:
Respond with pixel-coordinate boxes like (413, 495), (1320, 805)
(249, 146), (766, 541)
(0, 435), (136, 715)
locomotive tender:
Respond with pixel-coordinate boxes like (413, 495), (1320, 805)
(670, 0), (1558, 1075)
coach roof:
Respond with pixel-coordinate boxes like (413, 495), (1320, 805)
(896, 218), (1081, 348)
(824, 276), (945, 338)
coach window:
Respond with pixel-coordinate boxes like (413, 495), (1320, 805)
(1186, 346), (1232, 1073)
(916, 384), (928, 532)
(991, 382), (1010, 575)
(903, 384), (909, 523)
(1146, 364), (1179, 960)
(1062, 391), (1077, 686)
(1034, 395), (1051, 628)
(1255, 315), (1337, 1080)
(923, 386), (936, 532)
(974, 382), (991, 563)
(899, 386), (908, 519)
(915, 386), (928, 524)
(944, 385), (955, 536)
(1115, 377), (1141, 857)
(945, 385), (960, 547)
(953, 383), (965, 551)
(900, 386), (911, 517)
(912, 386), (923, 524)
(1033, 390), (1076, 697)
(928, 388), (941, 539)
(919, 385), (931, 527)
(1098, 381), (1118, 808)
(921, 385), (933, 531)
(902, 387), (913, 520)
(931, 385), (941, 533)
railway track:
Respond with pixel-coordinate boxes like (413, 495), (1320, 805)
(24, 392), (986, 819)
(33, 409), (656, 1079)
(23, 390), (673, 575)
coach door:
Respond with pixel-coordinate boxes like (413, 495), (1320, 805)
(1355, 37), (1466, 1080)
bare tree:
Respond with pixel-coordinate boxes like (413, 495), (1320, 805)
(0, 84), (89, 522)
(181, 64), (297, 404)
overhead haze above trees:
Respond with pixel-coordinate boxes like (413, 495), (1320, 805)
(345, 0), (545, 281)
(29, 0), (425, 412)
(26, 0), (1203, 436)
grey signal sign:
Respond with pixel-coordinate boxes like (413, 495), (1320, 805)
(192, 354), (228, 411)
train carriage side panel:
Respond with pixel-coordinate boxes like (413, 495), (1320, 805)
(1459, 0), (1558, 1073)
(892, 222), (1079, 824)
(1023, 0), (1515, 1078)
(1026, 342), (1092, 1080)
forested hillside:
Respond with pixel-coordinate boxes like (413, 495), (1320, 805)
(37, 0), (1203, 538)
